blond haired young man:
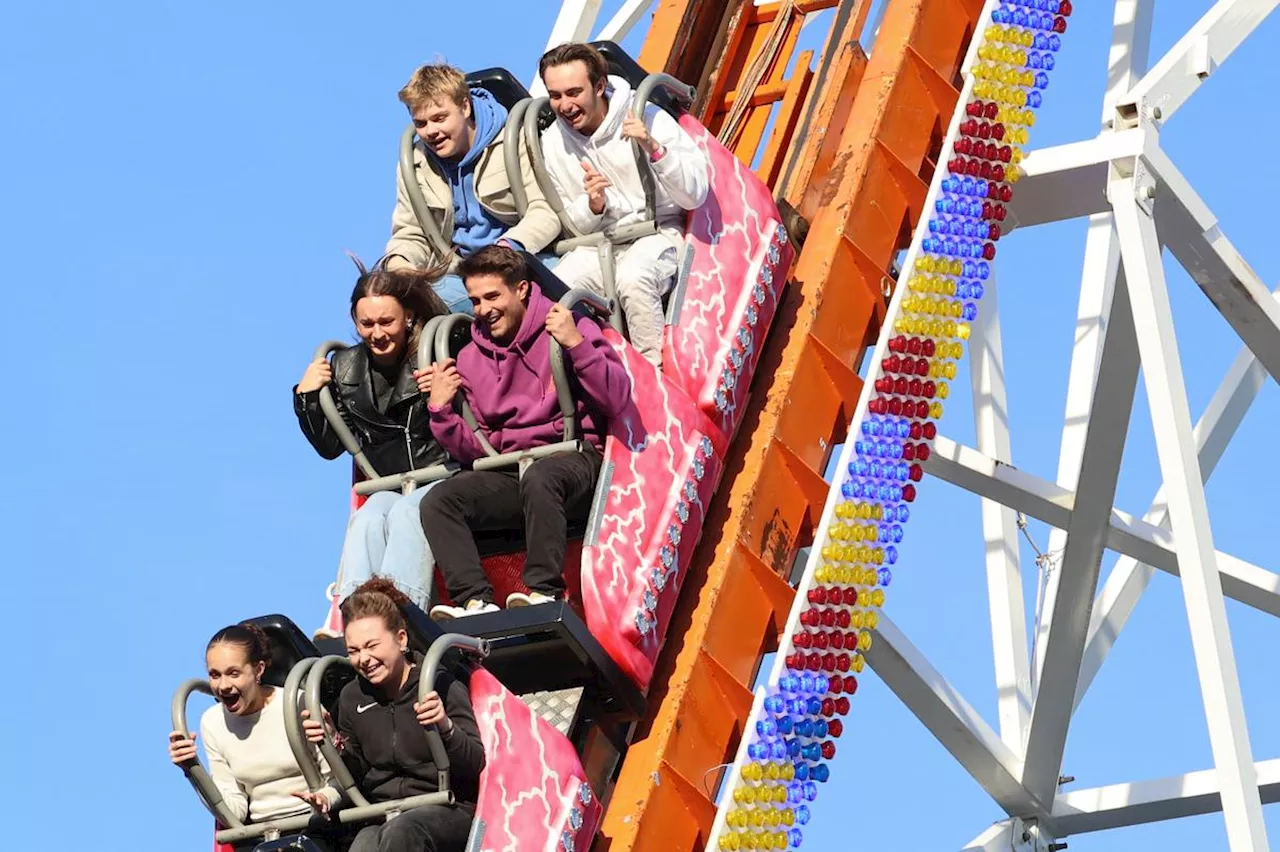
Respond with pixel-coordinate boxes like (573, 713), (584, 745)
(385, 64), (561, 313)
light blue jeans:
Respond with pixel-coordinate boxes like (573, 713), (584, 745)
(436, 253), (562, 315)
(337, 483), (442, 611)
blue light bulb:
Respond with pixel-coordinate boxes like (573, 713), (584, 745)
(879, 567), (893, 586)
(811, 764), (830, 783)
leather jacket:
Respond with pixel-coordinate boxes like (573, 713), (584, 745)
(294, 344), (448, 477)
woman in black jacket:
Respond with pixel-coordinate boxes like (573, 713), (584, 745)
(295, 260), (450, 627)
(301, 579), (485, 852)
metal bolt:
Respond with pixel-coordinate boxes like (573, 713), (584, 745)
(1058, 775), (1075, 785)
(1151, 105), (1163, 120)
(1048, 843), (1069, 851)
(1141, 185), (1156, 200)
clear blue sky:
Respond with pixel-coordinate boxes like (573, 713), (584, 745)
(3, 2), (1277, 850)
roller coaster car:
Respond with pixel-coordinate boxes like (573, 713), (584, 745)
(328, 41), (791, 716)
(175, 614), (601, 852)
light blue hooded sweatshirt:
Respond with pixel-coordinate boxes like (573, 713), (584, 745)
(429, 88), (511, 256)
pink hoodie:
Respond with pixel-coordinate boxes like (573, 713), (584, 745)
(428, 284), (632, 464)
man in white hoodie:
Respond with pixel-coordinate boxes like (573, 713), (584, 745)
(538, 43), (710, 367)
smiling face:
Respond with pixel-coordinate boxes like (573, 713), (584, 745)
(345, 616), (409, 691)
(355, 295), (413, 366)
(411, 96), (473, 161)
(543, 60), (607, 136)
(206, 643), (266, 716)
(465, 272), (529, 344)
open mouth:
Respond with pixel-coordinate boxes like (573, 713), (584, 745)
(561, 107), (583, 124)
(362, 661), (385, 680)
(220, 693), (243, 712)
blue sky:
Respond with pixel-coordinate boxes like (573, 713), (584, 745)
(3, 2), (1277, 850)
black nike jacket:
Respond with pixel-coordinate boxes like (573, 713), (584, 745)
(335, 653), (486, 808)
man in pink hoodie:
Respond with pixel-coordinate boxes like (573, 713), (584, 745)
(415, 245), (632, 619)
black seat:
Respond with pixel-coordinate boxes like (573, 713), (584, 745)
(244, 614), (318, 686)
(401, 600), (645, 721)
(465, 67), (531, 110)
(589, 41), (682, 116)
(244, 614), (352, 708)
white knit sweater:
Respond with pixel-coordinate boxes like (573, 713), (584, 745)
(199, 688), (340, 823)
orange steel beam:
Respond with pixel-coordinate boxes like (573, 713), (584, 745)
(596, 1), (983, 850)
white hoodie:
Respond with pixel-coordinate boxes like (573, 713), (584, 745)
(540, 74), (709, 238)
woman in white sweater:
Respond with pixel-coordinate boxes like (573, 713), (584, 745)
(168, 623), (341, 823)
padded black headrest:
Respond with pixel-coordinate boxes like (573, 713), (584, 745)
(244, 615), (317, 687)
(589, 41), (682, 116)
(524, 251), (570, 302)
(466, 67), (532, 110)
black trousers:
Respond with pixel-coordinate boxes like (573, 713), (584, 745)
(347, 803), (472, 852)
(420, 449), (602, 604)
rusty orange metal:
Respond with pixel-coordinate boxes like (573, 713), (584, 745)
(595, 1), (985, 849)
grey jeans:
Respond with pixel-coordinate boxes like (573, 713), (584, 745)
(347, 804), (473, 852)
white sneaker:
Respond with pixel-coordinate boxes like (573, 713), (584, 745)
(430, 599), (499, 621)
(506, 591), (557, 608)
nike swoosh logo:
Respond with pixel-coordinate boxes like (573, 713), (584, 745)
(356, 702), (379, 713)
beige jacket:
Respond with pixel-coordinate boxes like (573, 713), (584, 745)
(384, 133), (561, 270)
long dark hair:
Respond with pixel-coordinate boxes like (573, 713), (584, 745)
(348, 256), (450, 361)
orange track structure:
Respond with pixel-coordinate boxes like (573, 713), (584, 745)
(597, 1), (984, 849)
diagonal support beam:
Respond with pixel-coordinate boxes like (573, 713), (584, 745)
(922, 437), (1280, 620)
(1053, 758), (1280, 837)
(1115, 0), (1280, 127)
(596, 0), (655, 41)
(1023, 273), (1141, 806)
(1112, 174), (1269, 851)
(1075, 302), (1275, 712)
(968, 275), (1032, 751)
(866, 614), (1051, 823)
(1135, 145), (1280, 389)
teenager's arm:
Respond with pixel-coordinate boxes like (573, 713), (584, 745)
(199, 719), (250, 823)
(439, 675), (487, 785)
(428, 396), (488, 465)
(385, 153), (445, 270)
(645, 106), (710, 212)
(294, 386), (349, 460)
(564, 317), (633, 419)
(543, 131), (606, 235)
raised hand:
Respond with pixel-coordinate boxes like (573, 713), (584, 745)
(412, 364), (435, 396)
(428, 358), (463, 408)
(297, 358), (333, 394)
(291, 789), (333, 814)
(544, 304), (584, 349)
(169, 731), (198, 765)
(414, 690), (454, 734)
(620, 115), (660, 157)
(581, 159), (611, 215)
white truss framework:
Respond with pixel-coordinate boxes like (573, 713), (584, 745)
(699, 0), (1280, 850)
(901, 1), (1280, 849)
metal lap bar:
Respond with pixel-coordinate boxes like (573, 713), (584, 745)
(171, 679), (245, 830)
(630, 73), (697, 225)
(282, 658), (325, 792)
(302, 656), (371, 808)
(399, 126), (453, 261)
(553, 220), (657, 255)
(352, 463), (458, 497)
(523, 97), (582, 238)
(505, 99), (532, 217)
(471, 441), (583, 473)
(314, 341), (379, 481)
(432, 315), (500, 458)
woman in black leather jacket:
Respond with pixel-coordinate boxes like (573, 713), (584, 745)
(294, 260), (450, 630)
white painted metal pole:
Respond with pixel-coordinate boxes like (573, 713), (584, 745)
(1112, 172), (1269, 851)
(968, 275), (1032, 751)
(1074, 322), (1273, 712)
(530, 0), (605, 94)
(1022, 272), (1141, 806)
